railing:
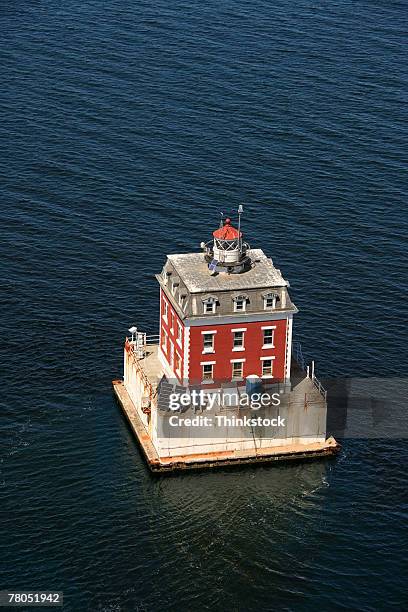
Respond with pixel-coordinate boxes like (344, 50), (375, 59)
(292, 339), (327, 400)
(125, 339), (158, 404)
(292, 340), (306, 371)
(146, 334), (160, 345)
(312, 375), (327, 400)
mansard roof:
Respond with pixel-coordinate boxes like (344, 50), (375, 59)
(166, 249), (288, 294)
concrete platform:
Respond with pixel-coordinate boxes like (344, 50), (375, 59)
(113, 380), (340, 473)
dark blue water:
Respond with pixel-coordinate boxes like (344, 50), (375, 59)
(1, 1), (407, 610)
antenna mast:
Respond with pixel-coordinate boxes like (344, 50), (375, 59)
(237, 204), (244, 253)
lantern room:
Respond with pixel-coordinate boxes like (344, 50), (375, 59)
(202, 215), (251, 274)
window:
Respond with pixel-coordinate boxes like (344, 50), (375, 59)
(202, 332), (215, 353)
(262, 359), (273, 377)
(177, 321), (183, 345)
(161, 329), (168, 352)
(264, 294), (277, 309)
(175, 353), (181, 376)
(179, 293), (186, 308)
(233, 331), (244, 349)
(234, 298), (245, 312)
(233, 294), (248, 312)
(202, 363), (214, 381)
(163, 270), (172, 285)
(263, 328), (275, 347)
(204, 301), (215, 314)
(163, 300), (168, 321)
(203, 296), (217, 314)
(162, 269), (171, 285)
(231, 361), (243, 379)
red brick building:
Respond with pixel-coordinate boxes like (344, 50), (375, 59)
(157, 216), (297, 387)
(117, 212), (338, 470)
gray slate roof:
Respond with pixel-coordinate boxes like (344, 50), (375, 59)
(167, 249), (288, 294)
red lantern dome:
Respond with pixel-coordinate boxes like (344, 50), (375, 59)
(212, 218), (242, 240)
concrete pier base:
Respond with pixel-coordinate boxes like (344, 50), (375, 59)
(113, 380), (340, 473)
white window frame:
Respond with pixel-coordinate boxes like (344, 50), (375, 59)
(233, 297), (247, 312)
(176, 321), (183, 346)
(263, 292), (279, 310)
(232, 328), (246, 351)
(169, 341), (174, 368)
(262, 325), (276, 348)
(161, 329), (168, 353)
(204, 301), (216, 314)
(175, 352), (182, 377)
(171, 281), (179, 296)
(202, 330), (216, 354)
(260, 355), (275, 378)
(200, 361), (215, 383)
(203, 297), (217, 314)
(231, 358), (245, 380)
(179, 293), (186, 308)
(162, 300), (168, 322)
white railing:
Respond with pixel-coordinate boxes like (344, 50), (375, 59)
(310, 373), (327, 400)
(292, 340), (327, 400)
(146, 334), (160, 345)
(292, 340), (306, 370)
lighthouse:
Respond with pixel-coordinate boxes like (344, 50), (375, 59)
(113, 211), (339, 472)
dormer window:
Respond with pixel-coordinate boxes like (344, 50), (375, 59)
(179, 293), (186, 309)
(163, 270), (172, 285)
(233, 294), (248, 313)
(263, 292), (279, 310)
(202, 296), (217, 314)
(171, 281), (179, 296)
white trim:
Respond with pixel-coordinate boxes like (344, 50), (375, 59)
(284, 314), (293, 381)
(162, 299), (168, 323)
(261, 325), (277, 330)
(202, 330), (216, 354)
(233, 301), (247, 313)
(262, 327), (275, 349)
(203, 300), (216, 314)
(185, 310), (296, 326)
(174, 351), (182, 378)
(231, 360), (244, 376)
(183, 326), (190, 381)
(231, 328), (247, 332)
(201, 330), (217, 335)
(261, 356), (274, 378)
(161, 328), (168, 352)
(201, 361), (214, 384)
(260, 355), (276, 360)
(232, 329), (245, 351)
